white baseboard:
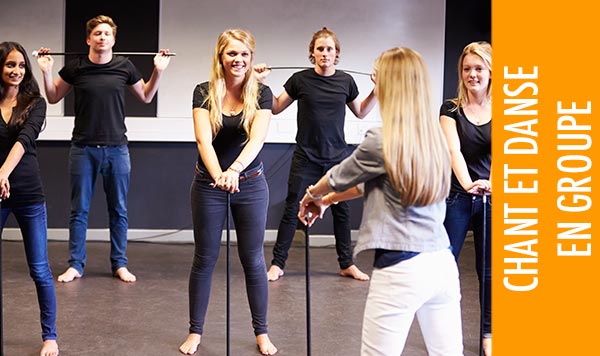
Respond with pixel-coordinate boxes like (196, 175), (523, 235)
(1, 228), (359, 247)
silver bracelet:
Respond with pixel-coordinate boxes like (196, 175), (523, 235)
(305, 185), (323, 200)
(227, 166), (241, 174)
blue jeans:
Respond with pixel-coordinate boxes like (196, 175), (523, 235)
(69, 144), (130, 275)
(1, 202), (57, 340)
(188, 164), (269, 336)
(271, 150), (354, 270)
(444, 192), (491, 337)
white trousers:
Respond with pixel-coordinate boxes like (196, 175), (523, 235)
(361, 248), (464, 356)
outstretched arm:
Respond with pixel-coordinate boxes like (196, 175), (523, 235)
(193, 107), (222, 182)
(440, 114), (488, 194)
(219, 108), (272, 193)
(36, 47), (72, 103)
(298, 182), (363, 227)
(129, 49), (171, 103)
(232, 109), (271, 168)
(272, 90), (294, 115)
(347, 88), (376, 119)
(253, 64), (294, 115)
(0, 142), (25, 200)
(347, 71), (377, 119)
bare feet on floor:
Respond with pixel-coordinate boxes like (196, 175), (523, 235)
(339, 265), (370, 281)
(179, 333), (201, 355)
(267, 265), (284, 282)
(256, 334), (278, 355)
(57, 267), (81, 283)
(40, 339), (59, 356)
(114, 267), (137, 282)
(483, 337), (492, 356)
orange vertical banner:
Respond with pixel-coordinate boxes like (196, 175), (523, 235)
(493, 1), (600, 354)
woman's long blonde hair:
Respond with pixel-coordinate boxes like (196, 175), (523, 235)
(376, 47), (451, 206)
(205, 29), (260, 138)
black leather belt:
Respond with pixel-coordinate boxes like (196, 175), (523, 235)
(74, 143), (116, 148)
(239, 168), (262, 182)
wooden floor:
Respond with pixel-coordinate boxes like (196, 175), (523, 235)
(2, 238), (482, 356)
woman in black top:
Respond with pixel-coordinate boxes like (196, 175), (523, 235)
(440, 41), (492, 356)
(179, 29), (277, 355)
(0, 41), (58, 356)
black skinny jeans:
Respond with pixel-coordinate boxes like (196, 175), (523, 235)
(188, 165), (269, 336)
(271, 150), (354, 270)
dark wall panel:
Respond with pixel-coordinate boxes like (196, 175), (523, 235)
(442, 0), (491, 100)
(32, 142), (364, 235)
(64, 0), (160, 117)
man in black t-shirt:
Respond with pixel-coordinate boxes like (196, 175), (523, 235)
(36, 15), (171, 283)
(256, 27), (377, 282)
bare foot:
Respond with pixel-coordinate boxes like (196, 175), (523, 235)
(267, 265), (284, 282)
(339, 265), (370, 281)
(483, 337), (492, 356)
(57, 267), (81, 283)
(114, 267), (137, 283)
(179, 333), (201, 355)
(40, 339), (59, 356)
(256, 334), (277, 355)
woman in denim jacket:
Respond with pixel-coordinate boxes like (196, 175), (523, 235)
(299, 47), (463, 356)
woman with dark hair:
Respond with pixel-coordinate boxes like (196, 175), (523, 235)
(179, 29), (277, 355)
(0, 41), (59, 356)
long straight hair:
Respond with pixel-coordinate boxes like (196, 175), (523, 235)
(0, 41), (42, 128)
(205, 29), (260, 139)
(376, 47), (451, 206)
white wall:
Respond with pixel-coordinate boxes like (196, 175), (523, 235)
(1, 0), (446, 143)
(1, 0), (64, 117)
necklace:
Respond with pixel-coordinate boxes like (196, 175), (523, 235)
(463, 103), (489, 125)
(224, 97), (238, 116)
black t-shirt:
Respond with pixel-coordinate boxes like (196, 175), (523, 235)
(0, 98), (46, 207)
(192, 82), (273, 171)
(440, 100), (491, 193)
(284, 69), (359, 163)
(59, 55), (142, 145)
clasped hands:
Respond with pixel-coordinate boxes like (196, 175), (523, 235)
(466, 179), (492, 195)
(212, 169), (240, 193)
(298, 188), (332, 227)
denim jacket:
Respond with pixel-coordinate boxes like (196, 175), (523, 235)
(326, 127), (450, 257)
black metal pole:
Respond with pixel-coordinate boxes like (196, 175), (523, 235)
(268, 66), (370, 76)
(479, 194), (488, 356)
(1, 231), (3, 356)
(226, 192), (231, 356)
(31, 51), (176, 57)
(304, 223), (311, 356)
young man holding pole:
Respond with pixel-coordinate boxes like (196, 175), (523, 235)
(36, 14), (171, 283)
